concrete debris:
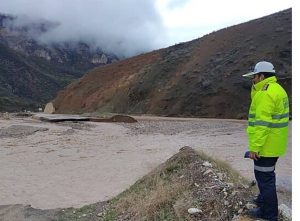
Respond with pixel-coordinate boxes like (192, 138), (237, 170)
(202, 161), (212, 167)
(34, 113), (137, 123)
(238, 208), (244, 214)
(34, 114), (90, 122)
(231, 214), (239, 220)
(188, 208), (202, 214)
(217, 172), (225, 180)
(231, 191), (238, 196)
(205, 185), (218, 189)
(279, 204), (292, 221)
(241, 184), (250, 189)
(203, 169), (213, 176)
(226, 183), (234, 188)
(44, 102), (55, 114)
(245, 202), (256, 210)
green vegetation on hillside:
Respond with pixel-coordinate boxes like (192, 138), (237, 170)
(0, 43), (79, 111)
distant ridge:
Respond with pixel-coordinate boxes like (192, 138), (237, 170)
(0, 13), (118, 112)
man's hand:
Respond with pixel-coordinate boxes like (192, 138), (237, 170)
(249, 151), (260, 161)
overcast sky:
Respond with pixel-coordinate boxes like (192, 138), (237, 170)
(0, 0), (293, 57)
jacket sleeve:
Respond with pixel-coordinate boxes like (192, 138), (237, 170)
(250, 92), (275, 153)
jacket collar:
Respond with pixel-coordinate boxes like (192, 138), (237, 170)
(251, 76), (277, 99)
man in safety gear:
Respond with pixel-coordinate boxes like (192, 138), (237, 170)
(243, 61), (289, 221)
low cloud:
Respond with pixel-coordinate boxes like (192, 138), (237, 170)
(0, 0), (167, 57)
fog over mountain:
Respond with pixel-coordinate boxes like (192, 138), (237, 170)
(0, 0), (167, 57)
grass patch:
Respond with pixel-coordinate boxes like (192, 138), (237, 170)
(56, 204), (96, 221)
(102, 210), (118, 221)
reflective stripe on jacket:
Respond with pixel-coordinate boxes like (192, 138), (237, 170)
(247, 76), (289, 157)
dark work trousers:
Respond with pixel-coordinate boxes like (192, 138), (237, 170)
(254, 157), (279, 221)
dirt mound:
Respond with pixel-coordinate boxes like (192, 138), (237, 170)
(90, 115), (138, 123)
(98, 146), (257, 220)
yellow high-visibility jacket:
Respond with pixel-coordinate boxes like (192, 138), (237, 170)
(247, 76), (289, 156)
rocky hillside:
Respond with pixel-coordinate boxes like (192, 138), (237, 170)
(53, 9), (292, 119)
(0, 13), (118, 112)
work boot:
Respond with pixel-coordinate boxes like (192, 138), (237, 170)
(247, 208), (278, 221)
(247, 208), (264, 219)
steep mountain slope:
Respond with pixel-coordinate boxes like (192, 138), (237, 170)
(53, 9), (292, 119)
(0, 14), (118, 112)
(0, 43), (67, 111)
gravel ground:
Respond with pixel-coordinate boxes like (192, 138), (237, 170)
(0, 114), (292, 210)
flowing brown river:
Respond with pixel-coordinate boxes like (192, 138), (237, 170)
(0, 114), (292, 209)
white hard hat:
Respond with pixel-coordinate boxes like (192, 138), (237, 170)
(243, 61), (275, 77)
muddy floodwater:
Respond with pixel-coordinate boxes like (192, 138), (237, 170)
(0, 114), (292, 209)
